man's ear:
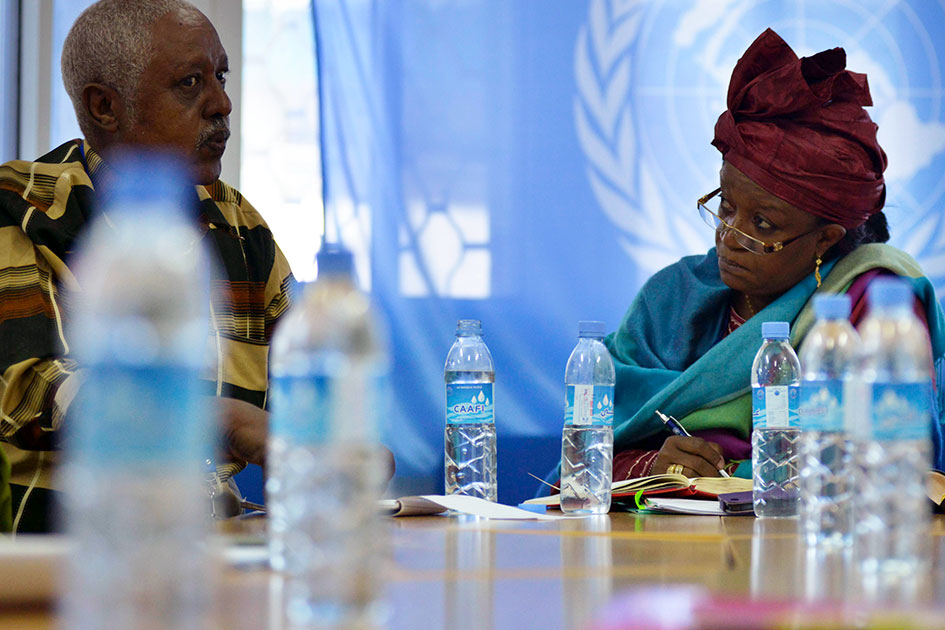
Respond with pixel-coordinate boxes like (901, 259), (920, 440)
(82, 83), (123, 134)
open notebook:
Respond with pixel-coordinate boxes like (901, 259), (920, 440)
(523, 473), (753, 508)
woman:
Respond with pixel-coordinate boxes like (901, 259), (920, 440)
(607, 28), (945, 481)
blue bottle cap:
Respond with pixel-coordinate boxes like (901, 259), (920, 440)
(316, 242), (354, 278)
(813, 294), (851, 320)
(868, 277), (912, 309)
(578, 320), (606, 337)
(761, 321), (790, 340)
(103, 149), (191, 213)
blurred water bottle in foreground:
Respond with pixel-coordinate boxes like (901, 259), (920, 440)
(560, 321), (615, 515)
(62, 152), (211, 630)
(268, 244), (390, 629)
(798, 295), (860, 548)
(444, 319), (497, 501)
(853, 278), (932, 598)
(752, 321), (801, 518)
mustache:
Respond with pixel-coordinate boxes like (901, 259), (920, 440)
(196, 119), (230, 148)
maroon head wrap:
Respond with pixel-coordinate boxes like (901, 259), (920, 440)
(712, 28), (887, 229)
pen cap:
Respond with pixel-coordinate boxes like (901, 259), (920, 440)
(761, 321), (789, 340)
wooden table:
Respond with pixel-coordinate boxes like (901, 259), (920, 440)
(4, 513), (945, 629)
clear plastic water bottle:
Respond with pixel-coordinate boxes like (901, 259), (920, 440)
(560, 321), (615, 514)
(852, 278), (932, 594)
(444, 319), (497, 501)
(752, 321), (801, 517)
(798, 295), (860, 547)
(268, 244), (389, 629)
(62, 152), (211, 630)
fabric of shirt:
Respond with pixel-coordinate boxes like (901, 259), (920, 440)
(0, 139), (295, 491)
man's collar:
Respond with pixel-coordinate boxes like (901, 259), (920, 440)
(81, 140), (111, 192)
(81, 139), (223, 232)
(81, 140), (218, 229)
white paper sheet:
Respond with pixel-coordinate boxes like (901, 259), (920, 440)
(416, 495), (572, 520)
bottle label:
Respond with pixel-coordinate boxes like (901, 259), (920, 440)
(844, 379), (870, 437)
(752, 385), (799, 429)
(271, 369), (386, 444)
(869, 382), (931, 442)
(564, 384), (614, 427)
(446, 383), (494, 425)
(74, 364), (208, 467)
(798, 380), (844, 432)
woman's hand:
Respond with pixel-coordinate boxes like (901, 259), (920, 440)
(651, 436), (726, 478)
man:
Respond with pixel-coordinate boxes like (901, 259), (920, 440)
(0, 0), (294, 532)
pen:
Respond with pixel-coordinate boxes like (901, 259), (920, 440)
(655, 409), (731, 478)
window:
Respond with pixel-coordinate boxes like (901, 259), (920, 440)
(17, 0), (94, 160)
(49, 1), (94, 148)
(241, 0), (322, 282)
(0, 0), (18, 163)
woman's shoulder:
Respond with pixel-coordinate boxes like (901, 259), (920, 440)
(817, 243), (926, 301)
(793, 244), (940, 345)
(834, 245), (940, 331)
(835, 243), (924, 278)
(844, 268), (915, 326)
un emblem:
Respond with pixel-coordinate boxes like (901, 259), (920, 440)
(575, 0), (945, 295)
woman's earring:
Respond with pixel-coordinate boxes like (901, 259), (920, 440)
(815, 255), (823, 288)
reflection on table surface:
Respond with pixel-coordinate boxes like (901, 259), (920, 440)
(4, 513), (945, 629)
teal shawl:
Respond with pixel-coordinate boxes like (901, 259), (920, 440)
(605, 244), (945, 471)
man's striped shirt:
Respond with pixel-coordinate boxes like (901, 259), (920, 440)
(0, 139), (295, 487)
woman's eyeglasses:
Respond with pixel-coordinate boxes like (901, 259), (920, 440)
(697, 188), (815, 255)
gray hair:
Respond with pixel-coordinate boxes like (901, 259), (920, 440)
(61, 0), (205, 140)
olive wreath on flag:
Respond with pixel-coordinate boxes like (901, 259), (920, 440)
(574, 0), (717, 273)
